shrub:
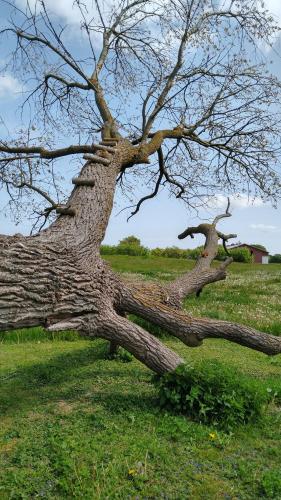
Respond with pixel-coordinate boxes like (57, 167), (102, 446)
(229, 247), (252, 263)
(188, 246), (204, 260)
(115, 243), (149, 256)
(150, 247), (163, 257)
(154, 361), (270, 429)
(117, 235), (150, 255)
(151, 246), (189, 259)
(269, 254), (281, 263)
(215, 245), (252, 263)
(187, 245), (252, 263)
(215, 244), (228, 261)
(101, 240), (253, 262)
(100, 244), (118, 255)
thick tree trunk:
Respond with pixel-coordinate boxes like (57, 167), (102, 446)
(0, 142), (123, 331)
(1, 138), (281, 377)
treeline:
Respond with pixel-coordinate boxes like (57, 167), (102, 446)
(101, 236), (253, 263)
(270, 254), (281, 263)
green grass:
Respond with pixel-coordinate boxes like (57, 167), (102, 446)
(1, 256), (281, 499)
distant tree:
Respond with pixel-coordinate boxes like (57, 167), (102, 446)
(119, 236), (141, 247)
(116, 235), (149, 255)
(0, 1), (281, 376)
(269, 254), (281, 263)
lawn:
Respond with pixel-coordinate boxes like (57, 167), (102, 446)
(0, 257), (281, 499)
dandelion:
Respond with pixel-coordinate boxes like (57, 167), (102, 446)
(128, 469), (137, 477)
(209, 432), (217, 440)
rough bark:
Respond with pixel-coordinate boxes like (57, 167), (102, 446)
(120, 292), (281, 355)
(1, 138), (281, 377)
(0, 139), (126, 331)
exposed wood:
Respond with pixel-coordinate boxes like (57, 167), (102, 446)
(83, 154), (111, 165)
(72, 177), (96, 187)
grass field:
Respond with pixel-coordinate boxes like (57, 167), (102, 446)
(1, 257), (281, 499)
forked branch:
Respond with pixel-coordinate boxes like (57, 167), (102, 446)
(166, 201), (236, 302)
(120, 292), (281, 356)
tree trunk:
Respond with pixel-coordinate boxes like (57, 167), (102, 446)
(0, 142), (122, 331)
(1, 139), (281, 376)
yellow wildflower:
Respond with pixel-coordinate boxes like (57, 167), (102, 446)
(128, 469), (137, 476)
(209, 432), (217, 440)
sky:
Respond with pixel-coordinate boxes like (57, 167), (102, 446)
(0, 1), (281, 255)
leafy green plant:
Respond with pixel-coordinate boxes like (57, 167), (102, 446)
(215, 245), (252, 263)
(154, 361), (270, 429)
(229, 247), (252, 263)
(260, 470), (281, 498)
(107, 347), (133, 363)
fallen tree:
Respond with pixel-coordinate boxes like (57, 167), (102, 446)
(0, 0), (281, 375)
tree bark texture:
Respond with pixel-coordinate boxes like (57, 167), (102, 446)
(1, 139), (281, 375)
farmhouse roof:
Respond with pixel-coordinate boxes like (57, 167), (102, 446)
(229, 243), (269, 255)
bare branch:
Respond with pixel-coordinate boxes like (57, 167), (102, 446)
(127, 166), (164, 221)
(0, 143), (100, 159)
(213, 196), (231, 225)
(44, 73), (90, 91)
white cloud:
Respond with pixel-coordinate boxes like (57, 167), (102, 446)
(0, 75), (23, 99)
(207, 193), (265, 210)
(250, 223), (281, 233)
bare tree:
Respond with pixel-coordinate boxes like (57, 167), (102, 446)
(0, 0), (281, 374)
